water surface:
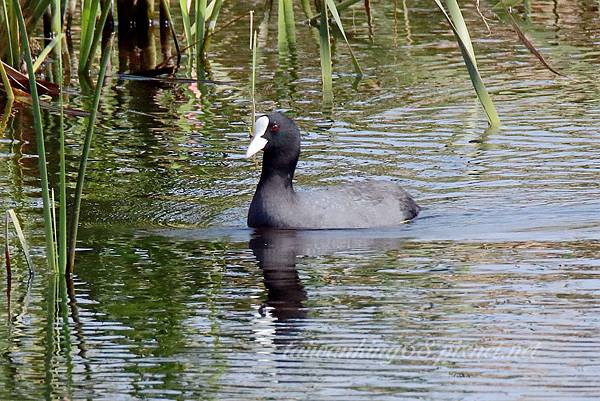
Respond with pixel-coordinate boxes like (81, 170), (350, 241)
(1, 1), (600, 399)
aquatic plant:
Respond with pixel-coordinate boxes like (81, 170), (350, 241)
(250, 10), (258, 129)
(12, 0), (56, 271)
(3, 0), (111, 274)
(0, 0), (568, 272)
(434, 0), (500, 127)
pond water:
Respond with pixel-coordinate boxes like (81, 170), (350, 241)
(1, 1), (600, 400)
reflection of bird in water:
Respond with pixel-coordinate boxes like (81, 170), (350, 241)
(249, 230), (307, 323)
(248, 228), (415, 325)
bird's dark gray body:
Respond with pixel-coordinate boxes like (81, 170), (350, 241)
(246, 112), (420, 229)
(249, 181), (419, 229)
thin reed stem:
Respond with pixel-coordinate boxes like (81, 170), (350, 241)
(52, 0), (67, 274)
(12, 0), (56, 271)
(68, 37), (113, 273)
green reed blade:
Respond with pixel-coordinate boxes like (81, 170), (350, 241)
(277, 0), (288, 52)
(190, 0), (214, 33)
(299, 0), (313, 19)
(249, 10), (253, 50)
(1, 0), (16, 66)
(0, 59), (14, 100)
(32, 33), (63, 73)
(434, 0), (500, 127)
(6, 210), (34, 275)
(8, 6), (18, 67)
(51, 0), (67, 274)
(318, 1), (333, 105)
(202, 0), (223, 56)
(12, 0), (56, 271)
(79, 0), (99, 73)
(195, 0), (207, 80)
(309, 0), (361, 25)
(28, 0), (53, 30)
(325, 0), (362, 75)
(179, 0), (192, 52)
(83, 0), (111, 73)
(251, 27), (258, 131)
(160, 0), (182, 66)
(68, 37), (113, 272)
(283, 0), (296, 48)
(51, 189), (58, 269)
(206, 0), (216, 20)
(444, 0), (476, 68)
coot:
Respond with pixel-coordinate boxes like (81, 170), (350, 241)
(246, 112), (419, 229)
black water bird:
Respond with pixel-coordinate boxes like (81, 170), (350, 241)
(246, 112), (419, 229)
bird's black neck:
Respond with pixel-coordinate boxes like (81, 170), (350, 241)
(256, 151), (298, 194)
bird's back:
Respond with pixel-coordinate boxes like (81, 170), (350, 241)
(249, 181), (419, 229)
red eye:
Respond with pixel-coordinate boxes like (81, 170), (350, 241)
(271, 124), (279, 133)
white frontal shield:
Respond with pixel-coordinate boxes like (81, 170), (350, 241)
(246, 116), (270, 158)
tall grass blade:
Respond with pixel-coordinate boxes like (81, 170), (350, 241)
(79, 0), (100, 73)
(249, 10), (253, 49)
(283, 0), (297, 48)
(51, 189), (59, 269)
(318, 2), (333, 105)
(506, 11), (563, 76)
(251, 30), (258, 127)
(325, 0), (363, 75)
(13, 0), (57, 271)
(250, 12), (258, 131)
(28, 0), (53, 31)
(179, 0), (192, 53)
(6, 209), (35, 275)
(160, 0), (182, 67)
(278, 0), (289, 53)
(0, 58), (14, 100)
(6, 210), (34, 275)
(1, 0), (16, 67)
(195, 0), (207, 80)
(434, 0), (500, 127)
(8, 1), (18, 67)
(68, 37), (113, 272)
(444, 0), (476, 67)
(202, 0), (224, 56)
(299, 0), (313, 18)
(206, 0), (217, 20)
(309, 0), (361, 25)
(32, 33), (63, 73)
(83, 0), (111, 73)
(51, 0), (67, 274)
